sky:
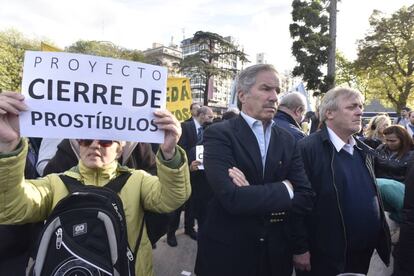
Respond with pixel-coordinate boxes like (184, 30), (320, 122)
(0, 0), (412, 73)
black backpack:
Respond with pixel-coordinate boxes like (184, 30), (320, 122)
(30, 173), (143, 276)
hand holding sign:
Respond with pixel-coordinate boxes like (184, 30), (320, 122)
(190, 160), (202, 172)
(153, 110), (181, 160)
(0, 92), (28, 153)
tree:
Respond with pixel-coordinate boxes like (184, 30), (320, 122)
(290, 0), (332, 95)
(179, 31), (248, 106)
(355, 5), (414, 112)
(0, 29), (40, 91)
(66, 40), (146, 62)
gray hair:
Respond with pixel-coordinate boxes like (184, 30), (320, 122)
(319, 87), (364, 123)
(279, 92), (306, 111)
(196, 106), (213, 117)
(236, 64), (279, 94)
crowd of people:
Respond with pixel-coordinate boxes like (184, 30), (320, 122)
(0, 63), (413, 276)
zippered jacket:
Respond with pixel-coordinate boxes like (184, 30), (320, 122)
(0, 139), (191, 276)
(296, 125), (391, 271)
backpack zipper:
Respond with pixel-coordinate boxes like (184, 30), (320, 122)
(56, 228), (63, 249)
(127, 248), (134, 261)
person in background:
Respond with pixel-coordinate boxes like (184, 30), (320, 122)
(273, 92), (307, 141)
(0, 91), (191, 276)
(184, 102), (201, 122)
(406, 111), (414, 138)
(166, 106), (214, 247)
(362, 113), (392, 149)
(221, 108), (239, 120)
(36, 138), (62, 176)
(393, 165), (414, 276)
(295, 87), (391, 276)
(374, 125), (414, 237)
(309, 107), (320, 134)
(301, 111), (315, 135)
(394, 106), (411, 127)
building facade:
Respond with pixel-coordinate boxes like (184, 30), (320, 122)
(142, 42), (183, 76)
(181, 35), (243, 114)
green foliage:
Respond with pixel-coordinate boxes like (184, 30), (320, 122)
(66, 40), (146, 62)
(290, 0), (331, 94)
(179, 31), (248, 106)
(355, 5), (414, 112)
(0, 29), (40, 91)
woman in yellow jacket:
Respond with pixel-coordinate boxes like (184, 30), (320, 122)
(0, 91), (191, 276)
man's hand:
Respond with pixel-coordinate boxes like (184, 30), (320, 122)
(228, 167), (249, 187)
(190, 160), (202, 171)
(293, 251), (311, 271)
(0, 91), (27, 153)
(153, 110), (181, 160)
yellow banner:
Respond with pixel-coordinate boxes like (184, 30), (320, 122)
(167, 77), (193, 122)
(41, 42), (62, 52)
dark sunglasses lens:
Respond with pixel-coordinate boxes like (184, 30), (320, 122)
(98, 140), (114, 147)
(79, 139), (93, 146)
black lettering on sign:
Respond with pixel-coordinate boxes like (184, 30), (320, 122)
(174, 109), (183, 121)
(181, 83), (191, 101)
(171, 86), (179, 102)
(197, 152), (203, 160)
(28, 78), (45, 99)
(181, 108), (190, 120)
(132, 88), (148, 107)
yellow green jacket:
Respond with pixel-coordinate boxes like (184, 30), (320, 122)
(0, 139), (191, 276)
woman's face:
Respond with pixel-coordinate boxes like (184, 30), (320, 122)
(384, 133), (401, 152)
(377, 120), (390, 136)
(79, 140), (123, 168)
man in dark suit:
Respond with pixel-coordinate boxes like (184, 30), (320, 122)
(184, 102), (201, 122)
(167, 106), (214, 246)
(195, 64), (313, 276)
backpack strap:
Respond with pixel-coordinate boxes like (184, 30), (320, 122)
(59, 172), (132, 194)
(104, 172), (132, 193)
(134, 215), (145, 256)
(59, 174), (85, 193)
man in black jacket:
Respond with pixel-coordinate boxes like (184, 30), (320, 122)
(195, 64), (313, 276)
(294, 87), (391, 276)
(273, 92), (307, 141)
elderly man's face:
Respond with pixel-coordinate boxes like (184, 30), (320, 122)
(326, 94), (363, 140)
(199, 109), (214, 125)
(79, 140), (123, 168)
(239, 70), (280, 124)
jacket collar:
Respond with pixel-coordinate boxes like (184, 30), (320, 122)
(319, 123), (364, 150)
(69, 159), (119, 186)
(274, 110), (301, 128)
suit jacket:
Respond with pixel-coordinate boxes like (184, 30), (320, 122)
(178, 119), (198, 155)
(195, 116), (313, 276)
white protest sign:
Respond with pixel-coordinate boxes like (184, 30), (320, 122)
(20, 51), (167, 143)
(196, 145), (204, 170)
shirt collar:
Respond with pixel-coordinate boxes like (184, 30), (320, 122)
(327, 126), (356, 154)
(193, 117), (201, 130)
(240, 111), (275, 129)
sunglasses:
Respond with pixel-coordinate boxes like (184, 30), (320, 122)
(78, 139), (119, 147)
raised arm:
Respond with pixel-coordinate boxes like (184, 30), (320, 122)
(0, 91), (27, 153)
